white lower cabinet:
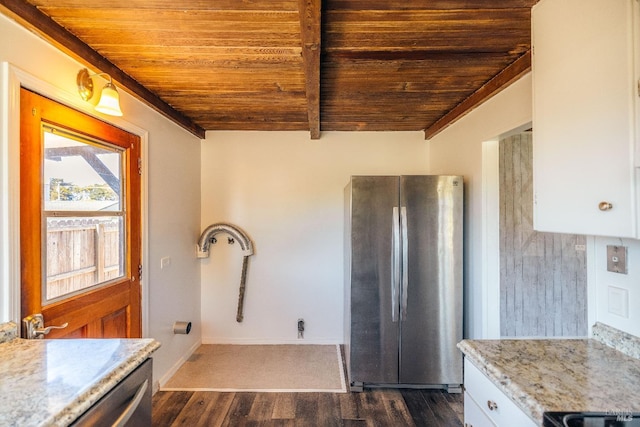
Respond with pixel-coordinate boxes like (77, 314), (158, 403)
(463, 359), (536, 427)
(464, 391), (496, 427)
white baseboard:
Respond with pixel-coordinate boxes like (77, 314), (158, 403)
(156, 339), (202, 390)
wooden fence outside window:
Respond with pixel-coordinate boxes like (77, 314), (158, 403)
(46, 218), (122, 300)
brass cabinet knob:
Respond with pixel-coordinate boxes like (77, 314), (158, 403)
(487, 400), (498, 411)
(598, 201), (613, 211)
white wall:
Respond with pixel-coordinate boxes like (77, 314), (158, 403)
(426, 74), (533, 339)
(200, 131), (429, 343)
(145, 117), (201, 387)
(593, 237), (640, 337)
(0, 13), (201, 388)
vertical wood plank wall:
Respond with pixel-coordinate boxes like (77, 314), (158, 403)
(499, 133), (587, 337)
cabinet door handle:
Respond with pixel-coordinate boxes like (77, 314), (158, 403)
(598, 201), (613, 211)
(487, 400), (498, 411)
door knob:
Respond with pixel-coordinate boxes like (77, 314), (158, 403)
(22, 314), (68, 339)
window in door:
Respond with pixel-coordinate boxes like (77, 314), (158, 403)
(43, 126), (126, 302)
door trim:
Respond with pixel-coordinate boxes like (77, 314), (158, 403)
(0, 63), (149, 336)
(481, 138), (500, 339)
(481, 123), (537, 339)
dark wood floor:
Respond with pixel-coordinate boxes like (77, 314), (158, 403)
(152, 389), (464, 427)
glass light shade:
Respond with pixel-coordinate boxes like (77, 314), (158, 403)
(95, 82), (123, 116)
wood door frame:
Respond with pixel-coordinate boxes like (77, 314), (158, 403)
(0, 64), (149, 335)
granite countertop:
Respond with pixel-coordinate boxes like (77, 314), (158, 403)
(458, 326), (640, 425)
(0, 336), (160, 427)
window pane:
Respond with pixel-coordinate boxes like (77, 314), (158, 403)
(43, 129), (122, 212)
(42, 127), (126, 303)
(45, 216), (124, 301)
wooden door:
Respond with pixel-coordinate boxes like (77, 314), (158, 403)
(20, 88), (141, 339)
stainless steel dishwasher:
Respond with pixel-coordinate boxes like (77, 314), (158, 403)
(71, 358), (152, 427)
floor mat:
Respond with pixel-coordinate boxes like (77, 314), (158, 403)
(161, 344), (347, 393)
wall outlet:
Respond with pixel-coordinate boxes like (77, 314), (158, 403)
(297, 318), (305, 339)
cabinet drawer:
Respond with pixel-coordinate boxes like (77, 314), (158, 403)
(464, 391), (496, 427)
(464, 359), (536, 427)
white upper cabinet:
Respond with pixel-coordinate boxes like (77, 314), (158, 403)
(532, 0), (639, 237)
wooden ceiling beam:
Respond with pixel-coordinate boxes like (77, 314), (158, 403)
(324, 0), (538, 8)
(29, 0), (300, 11)
(424, 50), (531, 140)
(0, 0), (206, 139)
(324, 50), (519, 61)
(298, 0), (321, 139)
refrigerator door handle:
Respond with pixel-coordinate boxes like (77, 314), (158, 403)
(400, 206), (409, 321)
(392, 207), (400, 323)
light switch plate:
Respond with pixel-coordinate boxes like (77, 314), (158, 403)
(606, 245), (628, 274)
(160, 256), (171, 269)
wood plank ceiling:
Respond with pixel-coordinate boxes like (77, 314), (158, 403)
(0, 0), (537, 139)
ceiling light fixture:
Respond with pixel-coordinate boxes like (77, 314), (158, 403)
(76, 68), (123, 117)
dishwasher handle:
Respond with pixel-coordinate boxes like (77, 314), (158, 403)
(112, 379), (149, 427)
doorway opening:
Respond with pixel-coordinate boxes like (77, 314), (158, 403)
(498, 131), (587, 337)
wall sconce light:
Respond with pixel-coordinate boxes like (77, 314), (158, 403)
(76, 68), (123, 117)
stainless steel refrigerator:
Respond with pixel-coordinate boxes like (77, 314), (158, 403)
(344, 175), (463, 392)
